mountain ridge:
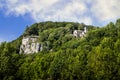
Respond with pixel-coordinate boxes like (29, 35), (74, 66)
(0, 18), (120, 80)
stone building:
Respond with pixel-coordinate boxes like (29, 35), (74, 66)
(73, 27), (87, 38)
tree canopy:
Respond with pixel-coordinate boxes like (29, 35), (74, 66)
(0, 19), (120, 80)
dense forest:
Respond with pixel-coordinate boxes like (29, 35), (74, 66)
(0, 19), (120, 80)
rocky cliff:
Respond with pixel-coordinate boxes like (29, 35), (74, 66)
(19, 36), (42, 54)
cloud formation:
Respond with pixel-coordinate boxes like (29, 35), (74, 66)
(90, 0), (120, 21)
(0, 0), (120, 25)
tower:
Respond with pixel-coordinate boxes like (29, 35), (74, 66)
(84, 27), (87, 33)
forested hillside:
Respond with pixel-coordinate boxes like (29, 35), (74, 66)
(0, 19), (120, 80)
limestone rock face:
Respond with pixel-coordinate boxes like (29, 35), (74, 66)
(20, 36), (42, 54)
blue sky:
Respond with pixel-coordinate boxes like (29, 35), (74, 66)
(0, 0), (120, 42)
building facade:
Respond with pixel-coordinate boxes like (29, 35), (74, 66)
(73, 27), (87, 38)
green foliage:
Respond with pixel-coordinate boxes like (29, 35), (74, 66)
(24, 23), (39, 36)
(0, 19), (120, 80)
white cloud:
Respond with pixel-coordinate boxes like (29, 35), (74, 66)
(0, 0), (120, 25)
(90, 0), (120, 21)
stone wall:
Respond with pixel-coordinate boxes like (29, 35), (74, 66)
(73, 27), (87, 38)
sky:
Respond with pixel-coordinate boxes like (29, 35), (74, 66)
(0, 0), (120, 42)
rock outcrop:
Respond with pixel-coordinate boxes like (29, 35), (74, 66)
(20, 36), (42, 54)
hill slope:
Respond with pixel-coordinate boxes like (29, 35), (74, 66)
(0, 19), (120, 80)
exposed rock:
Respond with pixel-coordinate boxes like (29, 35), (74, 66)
(20, 36), (42, 54)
